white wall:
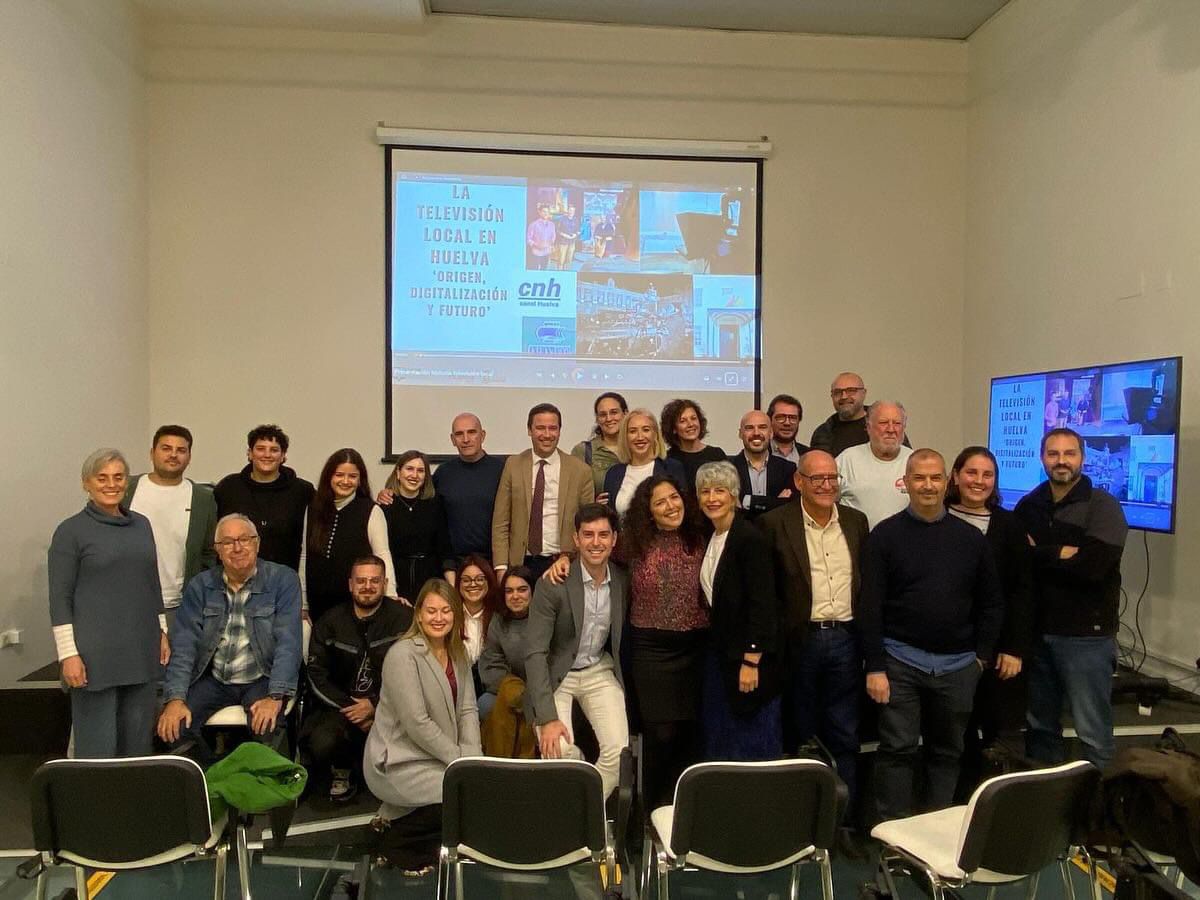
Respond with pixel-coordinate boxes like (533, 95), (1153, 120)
(966, 0), (1200, 674)
(144, 16), (969, 488)
(0, 0), (147, 686)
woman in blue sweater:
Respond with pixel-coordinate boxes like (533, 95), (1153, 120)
(48, 449), (167, 757)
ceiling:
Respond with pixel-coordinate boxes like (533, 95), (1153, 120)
(134, 0), (1013, 40)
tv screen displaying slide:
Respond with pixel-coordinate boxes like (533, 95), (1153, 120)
(988, 356), (1182, 532)
(385, 148), (761, 457)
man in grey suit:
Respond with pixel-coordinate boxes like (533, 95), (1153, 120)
(759, 449), (868, 804)
(525, 503), (628, 799)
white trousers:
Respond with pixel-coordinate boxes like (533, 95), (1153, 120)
(536, 654), (629, 798)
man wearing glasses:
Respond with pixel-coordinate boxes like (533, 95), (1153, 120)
(302, 555), (411, 801)
(767, 393), (810, 466)
(157, 513), (303, 763)
(759, 450), (868, 805)
(810, 372), (913, 458)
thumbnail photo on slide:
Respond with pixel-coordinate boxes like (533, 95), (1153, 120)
(575, 273), (692, 360)
(525, 181), (641, 273)
(639, 186), (753, 275)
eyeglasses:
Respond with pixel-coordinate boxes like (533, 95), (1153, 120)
(830, 387), (865, 397)
(772, 414), (800, 422)
(215, 536), (259, 549)
(799, 474), (841, 486)
(460, 576), (488, 587)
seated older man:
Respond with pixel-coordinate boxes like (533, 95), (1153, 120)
(157, 512), (303, 763)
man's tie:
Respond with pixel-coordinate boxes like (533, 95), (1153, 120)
(527, 458), (547, 557)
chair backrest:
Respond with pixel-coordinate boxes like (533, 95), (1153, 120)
(31, 755), (214, 866)
(441, 757), (606, 867)
(957, 761), (1099, 877)
(669, 760), (839, 868)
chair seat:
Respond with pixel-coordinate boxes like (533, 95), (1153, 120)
(651, 805), (817, 875)
(871, 807), (1022, 884)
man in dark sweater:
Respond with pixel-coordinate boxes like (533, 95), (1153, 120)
(1014, 428), (1127, 770)
(860, 449), (1003, 820)
(810, 371), (912, 458)
(432, 413), (506, 564)
(302, 555), (411, 800)
(213, 424), (314, 570)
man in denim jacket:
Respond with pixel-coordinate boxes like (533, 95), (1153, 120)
(158, 513), (302, 762)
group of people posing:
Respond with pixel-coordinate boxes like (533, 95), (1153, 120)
(48, 369), (1127, 870)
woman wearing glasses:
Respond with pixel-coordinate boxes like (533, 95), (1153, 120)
(572, 391), (627, 498)
(49, 448), (167, 757)
(694, 461), (782, 760)
(453, 554), (502, 716)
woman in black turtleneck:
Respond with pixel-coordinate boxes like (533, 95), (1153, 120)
(302, 449), (398, 622)
(381, 450), (455, 607)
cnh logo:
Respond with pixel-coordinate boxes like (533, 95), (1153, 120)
(518, 276), (562, 300)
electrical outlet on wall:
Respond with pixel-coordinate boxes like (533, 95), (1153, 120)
(0, 629), (22, 648)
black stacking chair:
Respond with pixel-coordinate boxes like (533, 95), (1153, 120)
(437, 757), (611, 900)
(28, 755), (243, 900)
(871, 760), (1100, 900)
(645, 759), (840, 900)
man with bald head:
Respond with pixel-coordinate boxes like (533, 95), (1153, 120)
(859, 449), (1003, 819)
(759, 449), (869, 802)
(729, 409), (796, 520)
(811, 372), (913, 457)
(431, 412), (507, 566)
(837, 401), (914, 529)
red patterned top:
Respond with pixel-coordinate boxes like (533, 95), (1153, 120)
(629, 531), (710, 631)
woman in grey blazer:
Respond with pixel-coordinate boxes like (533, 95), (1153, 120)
(364, 578), (481, 872)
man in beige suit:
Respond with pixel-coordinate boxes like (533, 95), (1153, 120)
(492, 403), (595, 581)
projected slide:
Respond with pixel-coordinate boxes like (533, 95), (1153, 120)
(988, 356), (1181, 532)
(386, 149), (761, 455)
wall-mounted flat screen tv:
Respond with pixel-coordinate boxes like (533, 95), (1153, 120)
(988, 355), (1181, 533)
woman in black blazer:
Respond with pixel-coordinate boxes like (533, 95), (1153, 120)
(694, 460), (782, 760)
(946, 446), (1033, 787)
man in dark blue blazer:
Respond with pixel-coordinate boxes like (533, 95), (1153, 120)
(729, 410), (796, 520)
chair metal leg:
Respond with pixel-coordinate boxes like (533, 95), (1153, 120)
(436, 851), (448, 900)
(75, 866), (89, 899)
(656, 851), (670, 900)
(35, 870), (48, 900)
(819, 851), (835, 900)
(788, 861), (801, 900)
(985, 886), (997, 900)
(236, 821), (253, 900)
(928, 880), (946, 900)
(879, 852), (902, 900)
(454, 859), (464, 900)
(641, 832), (654, 900)
(213, 842), (227, 900)
(1059, 858), (1077, 900)
(1175, 869), (1186, 890)
(1025, 871), (1042, 900)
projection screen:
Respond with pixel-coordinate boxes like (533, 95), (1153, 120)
(385, 145), (762, 458)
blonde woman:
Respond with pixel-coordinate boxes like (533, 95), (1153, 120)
(602, 408), (686, 516)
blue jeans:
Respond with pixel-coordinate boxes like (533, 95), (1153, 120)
(790, 627), (861, 806)
(172, 673), (278, 765)
(71, 682), (156, 758)
(1026, 634), (1115, 770)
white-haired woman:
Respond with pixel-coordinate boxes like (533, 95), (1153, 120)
(49, 449), (167, 757)
(695, 461), (782, 760)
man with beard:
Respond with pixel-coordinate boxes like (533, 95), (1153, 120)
(859, 450), (1003, 819)
(729, 409), (795, 520)
(837, 401), (914, 529)
(1014, 428), (1126, 769)
(302, 555), (412, 800)
(810, 371), (912, 458)
(767, 393), (810, 466)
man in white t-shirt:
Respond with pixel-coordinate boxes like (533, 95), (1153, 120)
(836, 401), (914, 529)
(124, 425), (218, 628)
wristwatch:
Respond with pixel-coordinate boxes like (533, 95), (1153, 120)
(269, 692), (290, 702)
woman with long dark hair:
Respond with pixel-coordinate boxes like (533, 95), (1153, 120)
(945, 445), (1033, 793)
(572, 391), (627, 499)
(302, 448), (397, 622)
(661, 398), (727, 492)
(623, 474), (711, 808)
(381, 450), (455, 607)
(477, 566), (537, 757)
